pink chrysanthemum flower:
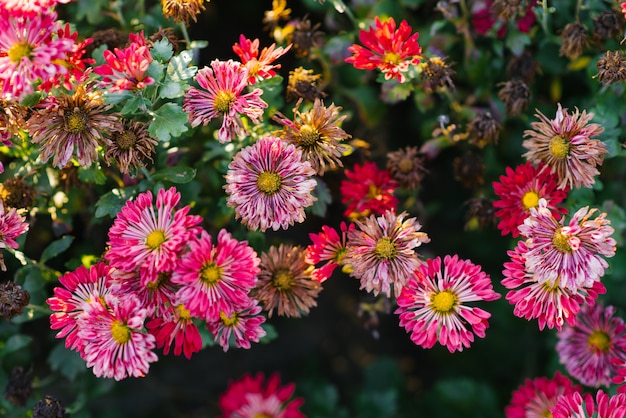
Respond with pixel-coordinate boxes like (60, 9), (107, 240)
(0, 0), (73, 16)
(344, 210), (429, 298)
(550, 390), (626, 418)
(146, 302), (202, 360)
(224, 135), (317, 232)
(232, 34), (292, 84)
(505, 371), (581, 418)
(305, 221), (354, 283)
(78, 293), (158, 381)
(207, 297), (267, 352)
(493, 162), (569, 237)
(173, 228), (260, 322)
(395, 254), (501, 353)
(93, 31), (154, 92)
(556, 303), (626, 388)
(111, 269), (178, 318)
(218, 372), (305, 418)
(183, 59), (267, 143)
(522, 103), (607, 190)
(502, 240), (606, 331)
(46, 262), (114, 353)
(518, 198), (616, 291)
(0, 200), (28, 271)
(345, 16), (422, 83)
(105, 187), (202, 282)
(340, 161), (399, 219)
(0, 10), (74, 100)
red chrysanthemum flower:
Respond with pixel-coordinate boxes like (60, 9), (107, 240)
(305, 221), (353, 283)
(550, 390), (626, 418)
(493, 162), (569, 237)
(218, 372), (305, 418)
(207, 296), (267, 352)
(340, 161), (398, 219)
(345, 16), (422, 83)
(505, 371), (581, 418)
(395, 254), (501, 353)
(146, 302), (202, 360)
(471, 0), (537, 38)
(232, 34), (291, 84)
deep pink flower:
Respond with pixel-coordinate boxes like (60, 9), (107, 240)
(305, 221), (353, 283)
(0, 199), (29, 271)
(93, 31), (154, 92)
(146, 302), (202, 360)
(505, 371), (581, 418)
(492, 162), (568, 237)
(395, 254), (501, 353)
(183, 59), (267, 143)
(173, 229), (260, 322)
(219, 372), (305, 418)
(345, 16), (422, 83)
(0, 0), (73, 16)
(550, 390), (626, 418)
(471, 0), (537, 38)
(207, 297), (267, 352)
(232, 34), (291, 84)
(340, 161), (398, 219)
(111, 268), (178, 318)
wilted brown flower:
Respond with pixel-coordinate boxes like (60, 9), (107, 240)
(251, 244), (321, 318)
(464, 197), (497, 231)
(386, 146), (428, 190)
(33, 395), (65, 418)
(592, 10), (624, 42)
(0, 178), (35, 210)
(289, 17), (324, 58)
(161, 0), (206, 26)
(595, 50), (626, 85)
(453, 150), (485, 189)
(506, 50), (541, 83)
(149, 27), (182, 53)
(87, 28), (128, 57)
(498, 80), (531, 116)
(4, 366), (32, 407)
(0, 98), (26, 147)
(287, 67), (326, 102)
(560, 22), (587, 60)
(467, 112), (501, 148)
(105, 120), (158, 174)
(493, 0), (526, 19)
(0, 281), (30, 319)
(421, 56), (456, 90)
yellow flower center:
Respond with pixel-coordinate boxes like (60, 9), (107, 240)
(65, 109), (88, 134)
(383, 52), (401, 65)
(146, 272), (170, 290)
(213, 90), (236, 113)
(111, 320), (131, 344)
(552, 228), (573, 253)
(176, 304), (192, 321)
(253, 414), (273, 418)
(201, 263), (222, 285)
(367, 183), (381, 199)
(273, 269), (293, 290)
(549, 135), (570, 159)
(7, 41), (33, 63)
(521, 190), (540, 210)
(115, 130), (138, 150)
(298, 124), (320, 147)
(431, 290), (457, 313)
(145, 229), (167, 250)
(374, 237), (397, 260)
(256, 171), (282, 195)
(334, 247), (347, 264)
(220, 311), (240, 327)
(588, 330), (611, 353)
(398, 157), (414, 174)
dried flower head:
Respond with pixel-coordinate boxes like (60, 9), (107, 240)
(105, 120), (158, 174)
(464, 197), (497, 231)
(506, 50), (541, 83)
(453, 150), (485, 189)
(251, 244), (321, 318)
(4, 366), (32, 407)
(560, 22), (587, 60)
(386, 146), (428, 190)
(0, 281), (30, 319)
(287, 67), (326, 102)
(421, 56), (456, 90)
(0, 178), (35, 210)
(0, 98), (27, 147)
(149, 27), (182, 53)
(493, 0), (526, 20)
(161, 0), (206, 25)
(595, 50), (626, 85)
(467, 111), (501, 148)
(87, 28), (128, 57)
(289, 17), (324, 58)
(32, 395), (65, 418)
(592, 10), (624, 42)
(498, 80), (531, 116)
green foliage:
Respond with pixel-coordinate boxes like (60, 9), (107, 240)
(148, 103), (189, 142)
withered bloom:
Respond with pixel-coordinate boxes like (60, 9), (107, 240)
(149, 27), (182, 53)
(467, 112), (501, 148)
(161, 0), (206, 26)
(4, 366), (32, 407)
(453, 150), (485, 189)
(0, 98), (26, 147)
(251, 244), (321, 318)
(105, 120), (158, 174)
(386, 146), (428, 190)
(464, 197), (497, 231)
(493, 0), (526, 19)
(86, 28), (128, 57)
(595, 50), (626, 85)
(498, 80), (530, 116)
(33, 395), (65, 418)
(592, 10), (624, 42)
(560, 22), (587, 60)
(287, 67), (325, 102)
(506, 50), (541, 83)
(421, 56), (456, 90)
(0, 178), (35, 210)
(0, 281), (30, 319)
(289, 17), (324, 58)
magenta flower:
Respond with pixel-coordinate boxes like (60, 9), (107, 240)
(224, 135), (317, 232)
(207, 296), (267, 352)
(183, 59), (267, 142)
(556, 303), (626, 388)
(111, 268), (178, 318)
(146, 302), (202, 360)
(0, 200), (28, 270)
(505, 371), (581, 418)
(395, 255), (501, 353)
(0, 0), (73, 16)
(550, 390), (626, 418)
(173, 229), (260, 322)
(305, 221), (353, 283)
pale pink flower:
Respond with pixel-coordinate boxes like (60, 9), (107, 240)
(505, 371), (581, 418)
(173, 229), (260, 322)
(146, 302), (202, 360)
(550, 390), (626, 418)
(395, 254), (501, 353)
(183, 59), (267, 143)
(343, 210), (429, 297)
(207, 297), (267, 352)
(232, 34), (292, 84)
(224, 135), (317, 232)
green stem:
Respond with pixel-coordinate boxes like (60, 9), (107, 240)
(575, 0), (584, 22)
(26, 304), (52, 315)
(179, 22), (192, 48)
(539, 0), (549, 34)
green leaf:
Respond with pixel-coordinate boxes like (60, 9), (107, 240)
(151, 38), (173, 62)
(151, 166), (196, 184)
(76, 0), (108, 24)
(19, 92), (43, 107)
(260, 323), (278, 344)
(159, 80), (185, 99)
(148, 103), (189, 141)
(0, 335), (32, 358)
(308, 178), (331, 218)
(167, 50), (197, 82)
(95, 188), (133, 218)
(104, 90), (134, 106)
(120, 95), (151, 116)
(78, 164), (107, 185)
(505, 31), (531, 56)
(146, 60), (165, 84)
(40, 236), (74, 264)
(48, 343), (86, 381)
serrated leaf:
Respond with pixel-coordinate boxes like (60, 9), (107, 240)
(40, 236), (74, 264)
(151, 38), (173, 62)
(120, 95), (150, 115)
(148, 102), (189, 141)
(159, 80), (185, 99)
(95, 188), (133, 218)
(104, 90), (134, 106)
(146, 60), (165, 84)
(48, 343), (86, 381)
(167, 50), (197, 82)
(151, 166), (196, 183)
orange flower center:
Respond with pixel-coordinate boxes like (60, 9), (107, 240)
(431, 290), (457, 313)
(213, 90), (236, 113)
(588, 330), (611, 353)
(298, 124), (320, 147)
(374, 237), (396, 260)
(552, 228), (573, 253)
(549, 135), (570, 159)
(521, 190), (540, 210)
(8, 41), (33, 63)
(201, 262), (222, 285)
(273, 269), (293, 290)
(111, 320), (131, 344)
(256, 171), (282, 195)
